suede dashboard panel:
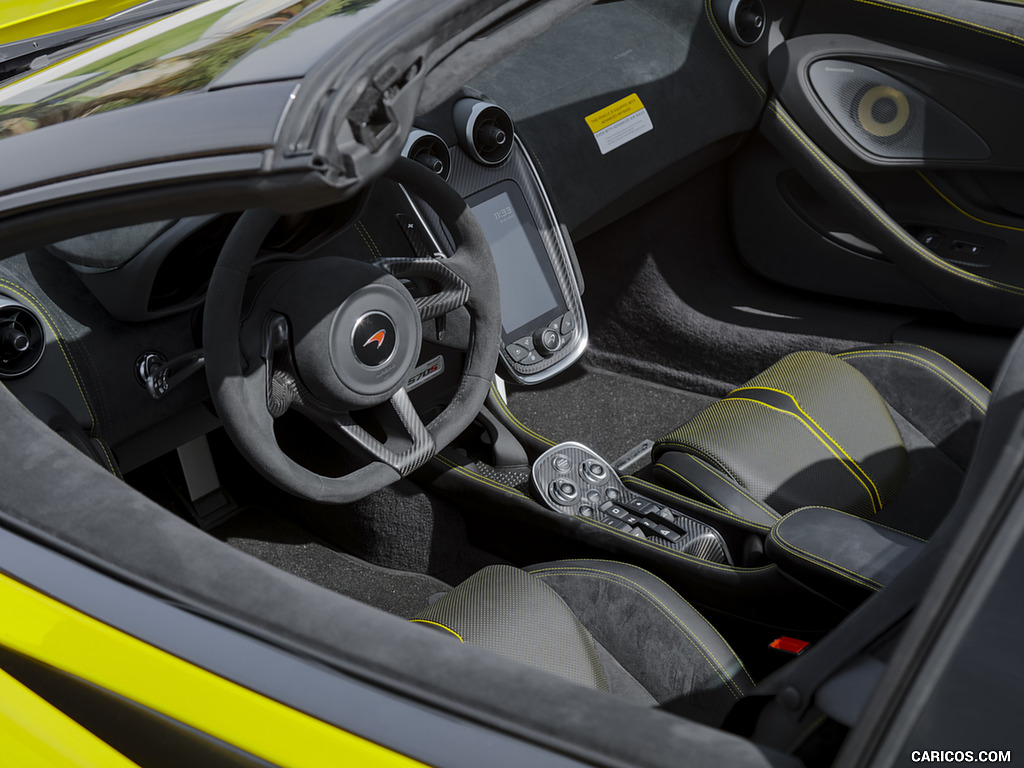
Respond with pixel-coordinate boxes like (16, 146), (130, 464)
(655, 351), (908, 517)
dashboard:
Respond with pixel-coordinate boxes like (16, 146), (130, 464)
(0, 91), (588, 473)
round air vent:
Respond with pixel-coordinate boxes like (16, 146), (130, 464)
(0, 302), (44, 378)
(453, 99), (515, 166)
(713, 0), (766, 47)
(402, 129), (451, 180)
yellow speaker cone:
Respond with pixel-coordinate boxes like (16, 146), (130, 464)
(857, 85), (910, 137)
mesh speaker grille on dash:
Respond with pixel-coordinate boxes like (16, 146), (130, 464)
(807, 59), (989, 161)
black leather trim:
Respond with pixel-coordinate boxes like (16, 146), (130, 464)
(766, 506), (926, 608)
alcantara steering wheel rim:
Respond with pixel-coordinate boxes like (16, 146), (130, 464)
(203, 157), (501, 504)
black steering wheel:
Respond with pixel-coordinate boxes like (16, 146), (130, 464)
(204, 158), (501, 503)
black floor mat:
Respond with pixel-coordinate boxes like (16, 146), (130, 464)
(216, 508), (450, 618)
(505, 361), (715, 464)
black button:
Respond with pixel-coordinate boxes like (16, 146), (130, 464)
(599, 502), (629, 520)
(623, 513), (642, 526)
(624, 497), (650, 512)
(560, 312), (576, 335)
(523, 350), (542, 365)
(611, 520), (634, 533)
(505, 343), (529, 362)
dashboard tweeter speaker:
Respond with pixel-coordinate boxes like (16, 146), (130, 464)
(0, 301), (44, 378)
(453, 99), (515, 166)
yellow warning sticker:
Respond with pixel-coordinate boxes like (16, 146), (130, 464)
(584, 93), (653, 155)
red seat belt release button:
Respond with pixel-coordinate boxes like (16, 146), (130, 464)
(770, 636), (810, 655)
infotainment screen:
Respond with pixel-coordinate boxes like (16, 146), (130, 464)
(467, 180), (567, 340)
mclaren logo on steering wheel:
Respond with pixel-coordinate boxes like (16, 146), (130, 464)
(364, 330), (387, 349)
(352, 312), (398, 368)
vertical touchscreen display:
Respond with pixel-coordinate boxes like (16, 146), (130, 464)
(468, 182), (566, 339)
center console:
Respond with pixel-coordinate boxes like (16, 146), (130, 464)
(402, 96), (587, 384)
(531, 442), (730, 563)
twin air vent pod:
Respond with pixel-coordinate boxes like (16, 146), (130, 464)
(453, 99), (515, 166)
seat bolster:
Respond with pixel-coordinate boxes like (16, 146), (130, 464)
(411, 564), (609, 692)
(836, 344), (988, 470)
(652, 453), (780, 533)
(524, 559), (753, 726)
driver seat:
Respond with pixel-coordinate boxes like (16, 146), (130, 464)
(411, 558), (753, 726)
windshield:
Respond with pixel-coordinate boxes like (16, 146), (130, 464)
(0, 0), (370, 141)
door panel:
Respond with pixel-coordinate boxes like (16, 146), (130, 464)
(731, 0), (1024, 330)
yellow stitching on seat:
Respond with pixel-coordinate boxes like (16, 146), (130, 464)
(432, 454), (531, 499)
(730, 386), (884, 510)
(531, 566), (754, 692)
(787, 505), (927, 543)
(834, 350), (987, 413)
(354, 221), (384, 261)
(409, 619), (465, 642)
(489, 381), (556, 446)
(854, 0), (1024, 48)
(704, 0), (766, 98)
(768, 102), (1024, 297)
(917, 172), (1024, 235)
(768, 525), (882, 590)
(653, 441), (739, 482)
(719, 395), (881, 514)
(653, 462), (776, 529)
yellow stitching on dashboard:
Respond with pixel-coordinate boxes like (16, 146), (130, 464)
(854, 0), (1024, 48)
(355, 221), (383, 260)
(769, 102), (1024, 297)
(704, 0), (766, 97)
(0, 280), (96, 432)
(835, 350), (987, 413)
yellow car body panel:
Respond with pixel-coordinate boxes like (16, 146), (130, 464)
(0, 666), (140, 767)
(0, 571), (426, 767)
(0, 0), (143, 45)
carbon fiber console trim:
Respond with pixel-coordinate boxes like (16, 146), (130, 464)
(531, 442), (731, 564)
